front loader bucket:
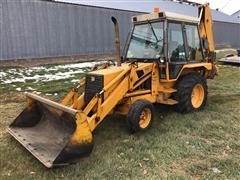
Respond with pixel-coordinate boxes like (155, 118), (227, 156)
(7, 93), (93, 168)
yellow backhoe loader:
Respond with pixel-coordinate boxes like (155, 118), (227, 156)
(8, 3), (217, 168)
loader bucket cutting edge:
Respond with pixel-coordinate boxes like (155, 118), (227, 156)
(7, 93), (93, 168)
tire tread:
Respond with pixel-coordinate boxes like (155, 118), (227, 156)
(174, 73), (208, 113)
(127, 100), (154, 132)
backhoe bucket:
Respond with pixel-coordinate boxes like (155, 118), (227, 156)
(7, 93), (93, 168)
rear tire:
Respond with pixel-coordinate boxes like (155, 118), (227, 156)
(174, 73), (208, 113)
(127, 100), (154, 133)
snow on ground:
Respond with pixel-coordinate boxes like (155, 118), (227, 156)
(0, 61), (106, 85)
(30, 61), (103, 72)
(16, 87), (21, 91)
(71, 79), (80, 83)
(215, 48), (236, 53)
(0, 72), (7, 78)
(2, 70), (84, 84)
(0, 61), (107, 94)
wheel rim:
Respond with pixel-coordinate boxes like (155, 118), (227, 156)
(191, 83), (204, 108)
(139, 108), (151, 129)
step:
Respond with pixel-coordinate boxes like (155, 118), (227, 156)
(158, 87), (177, 93)
(157, 98), (178, 105)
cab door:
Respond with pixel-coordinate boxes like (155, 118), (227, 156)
(185, 24), (203, 62)
(167, 22), (187, 79)
(167, 21), (204, 80)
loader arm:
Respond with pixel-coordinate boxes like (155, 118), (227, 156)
(82, 66), (131, 131)
(66, 63), (154, 133)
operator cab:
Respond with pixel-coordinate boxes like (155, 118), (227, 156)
(124, 11), (204, 80)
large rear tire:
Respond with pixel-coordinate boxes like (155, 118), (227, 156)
(174, 73), (208, 113)
(127, 100), (154, 133)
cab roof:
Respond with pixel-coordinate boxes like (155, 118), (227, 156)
(132, 11), (200, 24)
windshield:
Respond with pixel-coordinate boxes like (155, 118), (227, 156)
(126, 22), (164, 59)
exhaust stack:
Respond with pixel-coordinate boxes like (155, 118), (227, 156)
(111, 17), (121, 66)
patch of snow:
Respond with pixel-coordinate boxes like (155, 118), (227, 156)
(3, 78), (26, 84)
(54, 93), (58, 96)
(215, 48), (236, 53)
(1, 70), (84, 84)
(212, 167), (221, 174)
(27, 61), (106, 72)
(16, 87), (21, 91)
(31, 66), (46, 70)
(0, 72), (7, 78)
(50, 61), (106, 70)
(7, 68), (16, 72)
(0, 61), (107, 85)
(27, 87), (35, 91)
(45, 93), (52, 96)
(30, 171), (36, 175)
(71, 79), (80, 83)
(33, 91), (41, 95)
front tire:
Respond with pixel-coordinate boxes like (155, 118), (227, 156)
(174, 73), (208, 113)
(127, 100), (154, 133)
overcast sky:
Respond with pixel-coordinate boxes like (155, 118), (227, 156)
(191, 0), (239, 15)
(57, 0), (240, 15)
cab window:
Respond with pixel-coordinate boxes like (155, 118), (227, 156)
(185, 25), (203, 61)
(126, 22), (164, 59)
(168, 23), (186, 62)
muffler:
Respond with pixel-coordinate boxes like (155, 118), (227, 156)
(8, 93), (93, 168)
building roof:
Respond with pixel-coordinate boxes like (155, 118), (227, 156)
(232, 10), (240, 23)
(56, 0), (240, 24)
(232, 10), (240, 16)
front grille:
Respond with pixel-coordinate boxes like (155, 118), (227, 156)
(85, 74), (104, 104)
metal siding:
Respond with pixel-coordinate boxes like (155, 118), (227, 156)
(214, 21), (240, 48)
(57, 2), (67, 56)
(8, 1), (20, 59)
(0, 1), (3, 59)
(2, 0), (10, 60)
(0, 0), (239, 61)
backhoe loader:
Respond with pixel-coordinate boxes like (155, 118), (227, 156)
(8, 3), (217, 168)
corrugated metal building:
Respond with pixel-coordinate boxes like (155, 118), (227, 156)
(0, 0), (239, 61)
(77, 0), (240, 48)
(232, 10), (240, 23)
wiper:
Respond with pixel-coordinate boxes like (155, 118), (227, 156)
(147, 21), (159, 42)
